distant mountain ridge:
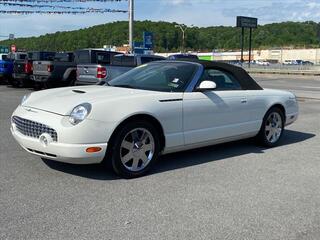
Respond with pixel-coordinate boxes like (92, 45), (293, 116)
(1, 20), (319, 52)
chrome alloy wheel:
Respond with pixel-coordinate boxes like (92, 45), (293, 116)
(120, 128), (155, 172)
(265, 112), (283, 143)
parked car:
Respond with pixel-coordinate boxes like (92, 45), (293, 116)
(252, 60), (270, 66)
(167, 53), (199, 60)
(227, 60), (242, 65)
(3, 52), (27, 85)
(32, 52), (76, 89)
(296, 60), (314, 66)
(76, 53), (166, 85)
(283, 60), (298, 65)
(11, 60), (299, 178)
(12, 51), (55, 88)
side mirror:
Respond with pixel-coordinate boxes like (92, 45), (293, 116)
(196, 80), (217, 91)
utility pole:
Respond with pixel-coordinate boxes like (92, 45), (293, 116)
(240, 27), (244, 64)
(175, 24), (190, 53)
(129, 0), (134, 53)
(248, 27), (252, 68)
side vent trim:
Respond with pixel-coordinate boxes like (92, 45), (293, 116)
(159, 99), (183, 103)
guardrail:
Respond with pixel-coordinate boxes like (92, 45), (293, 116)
(240, 64), (320, 76)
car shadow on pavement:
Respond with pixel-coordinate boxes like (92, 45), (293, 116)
(42, 160), (120, 180)
(152, 130), (315, 175)
(43, 130), (315, 180)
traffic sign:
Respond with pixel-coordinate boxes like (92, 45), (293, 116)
(11, 44), (16, 52)
(237, 16), (258, 29)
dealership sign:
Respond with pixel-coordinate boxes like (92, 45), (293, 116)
(143, 31), (154, 49)
(0, 45), (9, 53)
(237, 16), (258, 29)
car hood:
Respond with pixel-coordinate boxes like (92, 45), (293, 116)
(22, 86), (162, 115)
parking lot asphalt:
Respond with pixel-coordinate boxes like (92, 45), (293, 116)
(0, 75), (319, 240)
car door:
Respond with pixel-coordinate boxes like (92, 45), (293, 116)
(183, 68), (255, 146)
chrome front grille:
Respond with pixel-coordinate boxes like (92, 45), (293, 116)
(12, 116), (58, 142)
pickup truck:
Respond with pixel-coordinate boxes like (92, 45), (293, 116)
(32, 52), (76, 89)
(1, 52), (27, 84)
(12, 51), (55, 87)
(75, 54), (166, 85)
(32, 49), (120, 89)
(74, 49), (121, 85)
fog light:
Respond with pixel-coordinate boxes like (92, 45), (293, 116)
(86, 147), (102, 153)
(39, 133), (52, 147)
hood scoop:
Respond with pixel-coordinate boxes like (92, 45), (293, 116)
(72, 89), (86, 94)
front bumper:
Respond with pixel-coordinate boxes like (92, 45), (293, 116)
(11, 106), (109, 164)
(11, 128), (107, 164)
(285, 112), (298, 126)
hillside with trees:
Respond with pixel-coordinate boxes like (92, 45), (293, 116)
(1, 20), (320, 52)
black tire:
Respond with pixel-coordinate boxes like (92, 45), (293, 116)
(33, 82), (42, 90)
(14, 79), (25, 88)
(108, 121), (161, 178)
(43, 81), (57, 89)
(67, 72), (77, 86)
(68, 78), (76, 86)
(257, 107), (285, 147)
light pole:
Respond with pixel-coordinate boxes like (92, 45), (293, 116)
(175, 24), (192, 53)
(129, 0), (134, 53)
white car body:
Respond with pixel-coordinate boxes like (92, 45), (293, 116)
(11, 61), (299, 166)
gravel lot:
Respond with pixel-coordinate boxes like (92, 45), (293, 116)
(0, 74), (319, 240)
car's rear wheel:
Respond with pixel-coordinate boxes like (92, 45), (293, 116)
(257, 107), (285, 147)
(109, 121), (160, 178)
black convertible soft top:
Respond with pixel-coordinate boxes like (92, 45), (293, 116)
(180, 59), (263, 90)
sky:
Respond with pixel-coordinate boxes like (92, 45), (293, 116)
(1, 0), (320, 38)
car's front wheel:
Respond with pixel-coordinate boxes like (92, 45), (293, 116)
(109, 121), (160, 178)
(257, 107), (285, 147)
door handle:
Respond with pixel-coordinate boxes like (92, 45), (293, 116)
(241, 97), (248, 103)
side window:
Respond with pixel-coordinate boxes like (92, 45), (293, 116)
(122, 56), (135, 66)
(198, 68), (242, 90)
(54, 53), (72, 62)
(96, 52), (110, 64)
(76, 51), (90, 64)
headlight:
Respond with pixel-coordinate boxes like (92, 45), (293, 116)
(69, 103), (92, 125)
(21, 93), (31, 106)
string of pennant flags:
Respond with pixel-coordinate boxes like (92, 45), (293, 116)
(0, 9), (126, 14)
(0, 2), (128, 13)
(0, 0), (126, 2)
(0, 0), (128, 14)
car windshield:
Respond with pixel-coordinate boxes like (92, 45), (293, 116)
(107, 62), (198, 92)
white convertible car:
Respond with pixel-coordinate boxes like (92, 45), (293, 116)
(11, 60), (298, 178)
